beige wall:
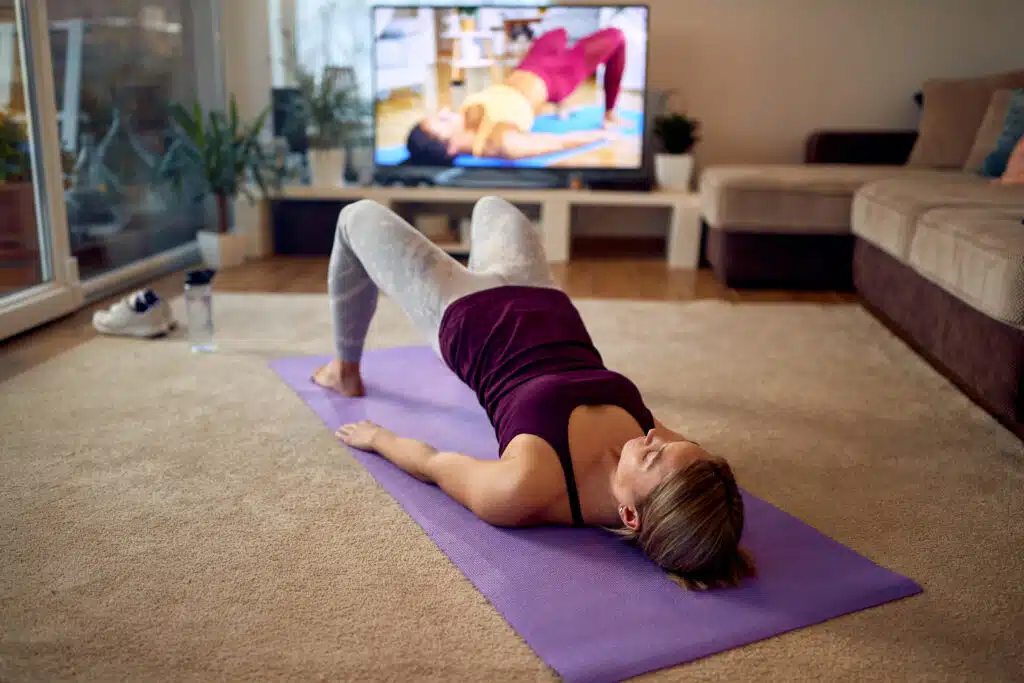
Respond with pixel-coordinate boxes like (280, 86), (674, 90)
(219, 0), (272, 124)
(221, 0), (1022, 237)
(565, 0), (1023, 236)
(224, 0), (1023, 164)
(641, 0), (1024, 165)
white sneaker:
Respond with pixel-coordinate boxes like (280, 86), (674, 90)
(158, 298), (177, 330)
(92, 289), (174, 338)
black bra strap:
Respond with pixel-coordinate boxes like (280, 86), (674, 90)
(555, 375), (651, 528)
(559, 455), (586, 527)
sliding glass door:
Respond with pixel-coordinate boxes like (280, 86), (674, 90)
(0, 0), (79, 340)
(47, 0), (215, 287)
(0, 0), (221, 340)
(0, 6), (47, 296)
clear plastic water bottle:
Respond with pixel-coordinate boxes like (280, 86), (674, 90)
(184, 269), (217, 353)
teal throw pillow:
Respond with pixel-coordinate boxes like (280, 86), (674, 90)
(980, 89), (1024, 178)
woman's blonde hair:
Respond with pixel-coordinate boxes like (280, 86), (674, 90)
(611, 455), (755, 590)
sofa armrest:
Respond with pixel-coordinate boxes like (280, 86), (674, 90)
(805, 130), (919, 165)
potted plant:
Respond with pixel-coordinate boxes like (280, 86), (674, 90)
(0, 109), (37, 263)
(155, 96), (280, 268)
(285, 60), (370, 187)
(0, 109), (30, 182)
(458, 7), (479, 31)
(653, 112), (700, 191)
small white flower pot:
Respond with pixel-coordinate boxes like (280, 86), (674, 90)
(197, 230), (247, 269)
(654, 153), (695, 191)
(450, 80), (467, 109)
(309, 148), (346, 187)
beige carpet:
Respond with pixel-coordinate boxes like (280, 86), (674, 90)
(1, 294), (1021, 682)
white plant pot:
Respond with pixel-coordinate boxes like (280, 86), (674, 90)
(655, 153), (695, 191)
(197, 230), (247, 269)
(309, 148), (346, 187)
(450, 81), (467, 109)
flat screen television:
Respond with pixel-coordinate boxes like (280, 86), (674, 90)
(371, 5), (652, 188)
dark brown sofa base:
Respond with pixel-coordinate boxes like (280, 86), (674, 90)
(854, 239), (1024, 438)
(705, 227), (855, 290)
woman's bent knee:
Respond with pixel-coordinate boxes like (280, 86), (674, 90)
(473, 195), (517, 215)
(600, 27), (625, 47)
(337, 199), (390, 238)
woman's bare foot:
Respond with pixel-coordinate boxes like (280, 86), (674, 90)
(312, 359), (365, 397)
(603, 111), (629, 130)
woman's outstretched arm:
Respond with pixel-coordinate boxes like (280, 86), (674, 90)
(336, 420), (534, 526)
(499, 128), (617, 160)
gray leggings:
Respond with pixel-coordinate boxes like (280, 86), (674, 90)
(329, 195), (557, 362)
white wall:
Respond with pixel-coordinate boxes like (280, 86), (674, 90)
(562, 0), (1023, 236)
(229, 0), (1023, 164)
(222, 0), (1023, 237)
(219, 0), (271, 123)
(621, 0), (1024, 165)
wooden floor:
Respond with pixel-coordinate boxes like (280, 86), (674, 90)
(0, 257), (856, 383)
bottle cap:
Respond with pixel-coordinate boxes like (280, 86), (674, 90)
(185, 269), (216, 286)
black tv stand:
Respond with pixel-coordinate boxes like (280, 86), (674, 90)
(434, 167), (565, 189)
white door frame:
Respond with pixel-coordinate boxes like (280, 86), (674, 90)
(0, 0), (223, 341)
(0, 0), (82, 342)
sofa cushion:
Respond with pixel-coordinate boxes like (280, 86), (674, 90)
(701, 165), (933, 233)
(908, 208), (1024, 326)
(963, 89), (1014, 172)
(907, 70), (1024, 170)
(851, 172), (1024, 259)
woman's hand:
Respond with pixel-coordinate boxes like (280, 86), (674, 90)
(336, 420), (386, 452)
(336, 424), (439, 483)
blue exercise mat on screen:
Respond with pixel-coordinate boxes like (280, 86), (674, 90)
(375, 106), (642, 168)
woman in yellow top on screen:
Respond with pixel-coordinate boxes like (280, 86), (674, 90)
(404, 27), (629, 164)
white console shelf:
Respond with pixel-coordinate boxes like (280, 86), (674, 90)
(255, 185), (702, 268)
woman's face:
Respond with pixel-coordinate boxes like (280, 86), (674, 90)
(613, 428), (706, 507)
(420, 108), (464, 142)
(420, 109), (475, 156)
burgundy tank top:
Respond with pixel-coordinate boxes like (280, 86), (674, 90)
(438, 286), (655, 526)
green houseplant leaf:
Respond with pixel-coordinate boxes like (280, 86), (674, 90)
(0, 109), (31, 183)
(654, 112), (700, 155)
(280, 36), (371, 151)
(154, 94), (281, 234)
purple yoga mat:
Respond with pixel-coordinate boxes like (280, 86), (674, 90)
(270, 346), (921, 683)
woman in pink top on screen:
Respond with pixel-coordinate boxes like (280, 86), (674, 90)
(404, 27), (632, 164)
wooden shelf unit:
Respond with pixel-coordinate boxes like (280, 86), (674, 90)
(241, 185), (702, 268)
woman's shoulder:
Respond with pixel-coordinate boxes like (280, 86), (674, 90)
(501, 434), (569, 521)
(502, 433), (562, 476)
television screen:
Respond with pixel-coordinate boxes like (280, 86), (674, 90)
(372, 5), (650, 171)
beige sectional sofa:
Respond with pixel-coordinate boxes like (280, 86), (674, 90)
(698, 70), (1024, 435)
(901, 207), (1024, 329)
(852, 173), (1024, 265)
(700, 164), (947, 289)
(702, 161), (1024, 435)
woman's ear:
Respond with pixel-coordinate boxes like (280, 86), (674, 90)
(619, 504), (641, 531)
